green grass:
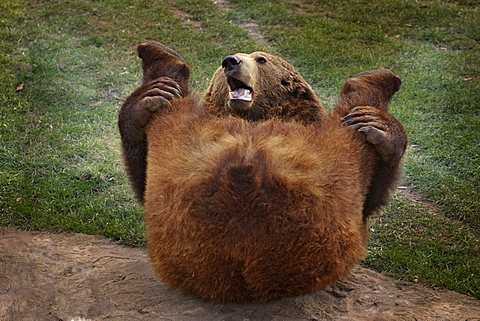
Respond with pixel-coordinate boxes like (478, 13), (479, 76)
(366, 195), (480, 297)
(0, 0), (479, 298)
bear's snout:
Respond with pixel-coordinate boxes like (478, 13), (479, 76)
(222, 55), (242, 72)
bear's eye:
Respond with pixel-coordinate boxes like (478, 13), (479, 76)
(255, 56), (267, 64)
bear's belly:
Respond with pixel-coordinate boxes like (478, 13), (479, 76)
(145, 185), (367, 302)
(144, 117), (369, 302)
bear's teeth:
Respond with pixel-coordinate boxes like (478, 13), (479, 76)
(229, 88), (252, 101)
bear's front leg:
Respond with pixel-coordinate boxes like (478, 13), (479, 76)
(342, 106), (407, 165)
(119, 77), (183, 141)
(119, 41), (191, 203)
(342, 106), (407, 219)
(118, 77), (183, 203)
(332, 69), (407, 218)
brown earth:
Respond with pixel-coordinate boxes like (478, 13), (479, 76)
(1, 227), (479, 321)
(212, 0), (271, 46)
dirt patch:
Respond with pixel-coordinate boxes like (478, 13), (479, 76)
(169, 7), (203, 31)
(396, 184), (443, 215)
(238, 21), (271, 47)
(212, 0), (271, 46)
(1, 228), (479, 320)
(213, 0), (234, 12)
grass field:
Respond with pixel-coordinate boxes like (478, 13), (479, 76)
(1, 0), (479, 298)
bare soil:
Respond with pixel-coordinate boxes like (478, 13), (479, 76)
(1, 227), (479, 321)
(211, 0), (271, 46)
(169, 7), (203, 31)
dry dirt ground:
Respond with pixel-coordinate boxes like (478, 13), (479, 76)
(1, 227), (479, 321)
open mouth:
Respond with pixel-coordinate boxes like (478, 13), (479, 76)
(227, 77), (253, 102)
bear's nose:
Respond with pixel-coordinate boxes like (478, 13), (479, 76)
(222, 55), (242, 72)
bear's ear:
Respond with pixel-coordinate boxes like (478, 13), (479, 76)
(137, 41), (190, 94)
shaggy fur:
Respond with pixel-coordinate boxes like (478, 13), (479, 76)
(118, 42), (407, 302)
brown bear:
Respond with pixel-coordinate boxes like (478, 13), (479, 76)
(118, 41), (407, 302)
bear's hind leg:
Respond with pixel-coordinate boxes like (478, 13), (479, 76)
(334, 69), (401, 117)
(333, 70), (407, 218)
(119, 42), (190, 203)
(118, 77), (183, 202)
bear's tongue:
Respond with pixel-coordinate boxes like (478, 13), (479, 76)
(229, 88), (252, 102)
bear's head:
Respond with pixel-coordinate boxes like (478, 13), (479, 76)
(205, 52), (325, 123)
(136, 42), (325, 123)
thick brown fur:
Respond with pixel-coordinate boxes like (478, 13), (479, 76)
(118, 42), (407, 302)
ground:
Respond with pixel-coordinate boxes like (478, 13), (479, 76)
(1, 227), (479, 321)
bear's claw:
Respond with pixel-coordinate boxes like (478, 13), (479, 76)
(141, 77), (183, 100)
(135, 77), (183, 126)
(343, 106), (405, 163)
